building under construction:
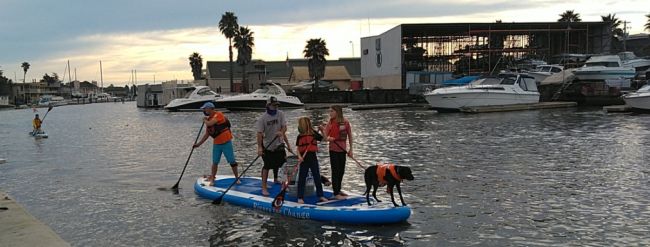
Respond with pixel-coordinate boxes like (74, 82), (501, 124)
(361, 22), (612, 90)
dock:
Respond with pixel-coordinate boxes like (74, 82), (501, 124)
(0, 191), (70, 247)
(603, 105), (632, 113)
(304, 104), (349, 110)
(459, 102), (577, 113)
(350, 103), (415, 111)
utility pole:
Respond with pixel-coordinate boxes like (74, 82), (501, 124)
(100, 60), (104, 93)
(349, 41), (354, 57)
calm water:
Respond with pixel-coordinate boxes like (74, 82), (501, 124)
(1, 102), (650, 246)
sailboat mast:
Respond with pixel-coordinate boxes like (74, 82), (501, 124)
(100, 60), (104, 93)
(67, 60), (72, 84)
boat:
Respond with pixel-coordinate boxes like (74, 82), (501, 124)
(28, 130), (48, 138)
(618, 52), (650, 79)
(623, 84), (650, 111)
(164, 86), (223, 111)
(423, 73), (540, 112)
(573, 55), (636, 81)
(194, 175), (411, 225)
(215, 82), (304, 110)
(37, 95), (67, 107)
(526, 64), (564, 83)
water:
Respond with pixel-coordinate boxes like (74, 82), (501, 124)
(1, 102), (650, 246)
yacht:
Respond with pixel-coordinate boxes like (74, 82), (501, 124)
(573, 55), (635, 81)
(618, 52), (650, 79)
(37, 95), (67, 107)
(216, 82), (304, 110)
(623, 84), (650, 111)
(423, 74), (540, 112)
(526, 65), (564, 83)
(164, 86), (222, 111)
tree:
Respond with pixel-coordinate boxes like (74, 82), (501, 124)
(40, 73), (60, 85)
(0, 69), (13, 96)
(601, 14), (624, 38)
(21, 62), (30, 83)
(188, 52), (203, 80)
(645, 13), (650, 32)
(219, 12), (239, 92)
(234, 26), (255, 93)
(558, 10), (581, 22)
(303, 38), (329, 92)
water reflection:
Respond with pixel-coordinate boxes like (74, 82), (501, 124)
(1, 103), (650, 246)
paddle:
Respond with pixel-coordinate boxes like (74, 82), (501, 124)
(171, 121), (205, 192)
(33, 104), (53, 136)
(212, 135), (280, 205)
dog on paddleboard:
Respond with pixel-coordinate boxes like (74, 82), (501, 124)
(364, 163), (414, 207)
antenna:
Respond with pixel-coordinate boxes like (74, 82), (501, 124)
(622, 20), (630, 52)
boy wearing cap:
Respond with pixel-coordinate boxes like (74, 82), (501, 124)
(256, 96), (293, 196)
(193, 102), (239, 186)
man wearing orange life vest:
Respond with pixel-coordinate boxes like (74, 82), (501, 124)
(193, 102), (239, 186)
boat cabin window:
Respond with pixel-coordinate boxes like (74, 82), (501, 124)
(551, 67), (562, 73)
(183, 89), (194, 98)
(471, 77), (501, 86)
(499, 77), (516, 85)
(254, 85), (281, 95)
(586, 62), (619, 67)
(518, 77), (538, 92)
(197, 88), (217, 96)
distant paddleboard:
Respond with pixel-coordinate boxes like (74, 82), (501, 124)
(194, 176), (411, 224)
(29, 131), (48, 138)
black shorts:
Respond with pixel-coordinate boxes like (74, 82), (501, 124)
(262, 149), (286, 170)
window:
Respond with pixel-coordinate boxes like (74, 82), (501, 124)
(197, 88), (217, 96)
(551, 67), (562, 73)
(375, 39), (381, 51)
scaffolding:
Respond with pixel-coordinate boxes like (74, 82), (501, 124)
(401, 22), (610, 76)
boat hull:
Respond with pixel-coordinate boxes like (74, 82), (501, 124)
(424, 91), (540, 112)
(164, 99), (219, 111)
(573, 69), (636, 81)
(216, 98), (304, 110)
(624, 94), (650, 110)
(194, 176), (411, 225)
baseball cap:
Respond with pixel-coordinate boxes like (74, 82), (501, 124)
(200, 102), (215, 109)
(267, 96), (280, 106)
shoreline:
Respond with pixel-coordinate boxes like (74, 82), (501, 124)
(0, 191), (69, 247)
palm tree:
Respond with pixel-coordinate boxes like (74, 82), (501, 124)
(218, 12), (239, 92)
(601, 14), (624, 38)
(234, 26), (254, 93)
(188, 52), (203, 80)
(645, 13), (650, 31)
(303, 38), (329, 92)
(558, 10), (581, 22)
(21, 62), (30, 83)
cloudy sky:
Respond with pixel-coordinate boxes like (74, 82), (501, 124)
(1, 0), (648, 86)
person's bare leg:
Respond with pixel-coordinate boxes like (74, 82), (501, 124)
(230, 164), (241, 184)
(210, 164), (218, 186)
(261, 169), (270, 196)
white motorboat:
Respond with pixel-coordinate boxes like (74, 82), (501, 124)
(164, 86), (222, 111)
(623, 84), (650, 111)
(216, 82), (304, 110)
(618, 52), (650, 79)
(526, 65), (564, 83)
(37, 95), (67, 107)
(573, 55), (635, 81)
(423, 74), (540, 112)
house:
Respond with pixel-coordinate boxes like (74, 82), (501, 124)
(136, 84), (163, 108)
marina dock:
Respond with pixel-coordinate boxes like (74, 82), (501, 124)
(603, 105), (632, 113)
(459, 102), (577, 113)
(0, 191), (70, 247)
(350, 103), (417, 111)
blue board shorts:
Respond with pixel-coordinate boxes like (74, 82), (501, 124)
(213, 141), (237, 166)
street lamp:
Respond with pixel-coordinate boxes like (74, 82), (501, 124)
(349, 41), (354, 57)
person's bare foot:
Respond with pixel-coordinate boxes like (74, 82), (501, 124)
(261, 189), (270, 196)
(235, 179), (241, 184)
(334, 194), (347, 200)
(319, 197), (329, 203)
(339, 191), (348, 196)
(297, 199), (304, 204)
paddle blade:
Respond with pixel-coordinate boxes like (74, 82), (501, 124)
(272, 185), (288, 212)
(212, 194), (224, 205)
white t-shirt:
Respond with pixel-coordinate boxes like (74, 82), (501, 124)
(255, 111), (286, 151)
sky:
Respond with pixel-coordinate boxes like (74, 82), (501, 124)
(0, 0), (648, 86)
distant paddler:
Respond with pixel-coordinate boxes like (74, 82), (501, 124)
(32, 114), (42, 134)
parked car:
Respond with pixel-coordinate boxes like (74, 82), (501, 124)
(291, 80), (339, 92)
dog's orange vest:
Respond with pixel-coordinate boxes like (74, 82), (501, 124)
(376, 163), (401, 186)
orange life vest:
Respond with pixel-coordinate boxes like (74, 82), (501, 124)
(376, 163), (401, 186)
(297, 134), (319, 153)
